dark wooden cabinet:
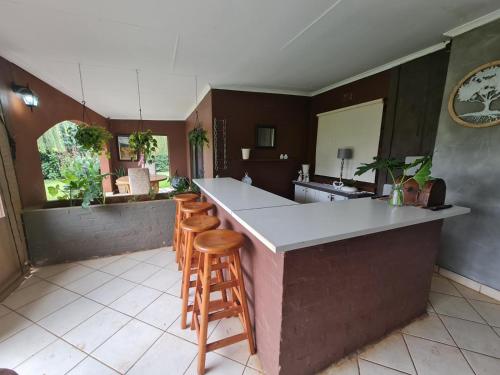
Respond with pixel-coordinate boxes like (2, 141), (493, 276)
(377, 48), (450, 192)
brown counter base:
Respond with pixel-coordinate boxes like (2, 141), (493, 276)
(204, 195), (442, 375)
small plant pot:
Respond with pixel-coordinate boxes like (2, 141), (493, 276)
(242, 148), (251, 160)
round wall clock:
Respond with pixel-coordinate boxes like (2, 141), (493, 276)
(448, 60), (500, 128)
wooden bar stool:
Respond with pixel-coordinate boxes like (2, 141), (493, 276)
(177, 201), (214, 267)
(172, 193), (199, 256)
(191, 229), (256, 375)
(179, 215), (221, 329)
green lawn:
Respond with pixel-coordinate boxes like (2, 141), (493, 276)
(44, 179), (66, 200)
(157, 171), (171, 189)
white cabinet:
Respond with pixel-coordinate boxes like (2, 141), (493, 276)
(295, 184), (351, 203)
(315, 190), (332, 202)
(294, 185), (307, 203)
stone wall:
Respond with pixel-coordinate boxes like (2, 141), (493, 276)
(23, 199), (175, 266)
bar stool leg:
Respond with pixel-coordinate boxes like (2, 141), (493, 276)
(215, 257), (228, 303)
(198, 253), (212, 375)
(232, 251), (256, 354)
(181, 231), (194, 329)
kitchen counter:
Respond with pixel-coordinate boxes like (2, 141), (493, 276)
(194, 177), (469, 252)
(192, 177), (470, 375)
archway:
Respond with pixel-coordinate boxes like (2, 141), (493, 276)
(37, 120), (105, 201)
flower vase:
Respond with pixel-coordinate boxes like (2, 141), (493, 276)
(389, 183), (404, 206)
(137, 153), (145, 168)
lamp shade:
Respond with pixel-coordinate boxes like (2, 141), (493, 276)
(337, 148), (353, 159)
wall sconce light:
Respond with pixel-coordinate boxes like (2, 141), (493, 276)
(12, 83), (39, 110)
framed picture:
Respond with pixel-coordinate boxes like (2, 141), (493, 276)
(117, 135), (135, 161)
(448, 60), (500, 128)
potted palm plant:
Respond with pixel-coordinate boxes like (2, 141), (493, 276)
(355, 156), (432, 206)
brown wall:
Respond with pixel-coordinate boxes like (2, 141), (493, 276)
(108, 119), (187, 181)
(185, 91), (213, 179)
(0, 56), (110, 208)
(308, 72), (392, 190)
(211, 89), (310, 198)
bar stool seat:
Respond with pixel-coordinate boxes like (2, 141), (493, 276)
(181, 201), (214, 216)
(179, 215), (221, 329)
(191, 229), (256, 375)
(172, 193), (199, 257)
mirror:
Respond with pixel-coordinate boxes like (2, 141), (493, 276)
(255, 125), (276, 148)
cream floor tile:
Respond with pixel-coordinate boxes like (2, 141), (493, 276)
(469, 300), (500, 327)
(15, 339), (86, 375)
(441, 315), (500, 358)
(358, 359), (406, 375)
(359, 333), (415, 375)
(404, 334), (474, 375)
(109, 285), (161, 317)
(211, 317), (253, 366)
(2, 280), (60, 309)
(0, 304), (9, 318)
(63, 307), (131, 354)
(33, 262), (77, 279)
(429, 292), (485, 323)
(100, 257), (140, 276)
(67, 356), (119, 375)
(243, 367), (262, 375)
(0, 324), (57, 368)
(319, 356), (359, 375)
(144, 250), (176, 267)
(401, 312), (454, 345)
(136, 293), (181, 330)
(167, 314), (219, 344)
(47, 264), (95, 286)
(495, 327), (500, 336)
(78, 255), (123, 270)
(38, 297), (103, 336)
(128, 332), (198, 375)
(142, 268), (181, 292)
(65, 270), (114, 295)
(462, 349), (500, 375)
(453, 282), (500, 304)
(185, 352), (246, 375)
(119, 262), (162, 283)
(92, 319), (162, 373)
(431, 275), (461, 296)
(166, 278), (183, 298)
(246, 353), (264, 372)
(125, 248), (162, 262)
(427, 302), (435, 313)
(16, 275), (43, 290)
(0, 311), (32, 343)
(85, 277), (136, 305)
(17, 288), (80, 321)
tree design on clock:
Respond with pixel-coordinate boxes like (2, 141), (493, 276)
(448, 61), (500, 128)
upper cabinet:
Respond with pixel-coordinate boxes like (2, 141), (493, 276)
(389, 49), (450, 158)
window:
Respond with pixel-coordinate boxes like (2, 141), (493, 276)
(152, 135), (170, 190)
(37, 121), (100, 200)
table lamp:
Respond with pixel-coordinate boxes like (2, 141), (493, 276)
(334, 148), (353, 188)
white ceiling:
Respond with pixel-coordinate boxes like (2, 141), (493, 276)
(0, 0), (499, 120)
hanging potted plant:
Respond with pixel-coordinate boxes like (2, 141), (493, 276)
(188, 126), (209, 148)
(355, 156), (432, 206)
(74, 124), (112, 157)
(129, 130), (158, 168)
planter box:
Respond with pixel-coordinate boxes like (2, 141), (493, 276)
(23, 199), (176, 266)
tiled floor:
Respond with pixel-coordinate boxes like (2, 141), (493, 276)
(0, 249), (499, 375)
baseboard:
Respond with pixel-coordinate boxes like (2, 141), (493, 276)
(436, 266), (500, 302)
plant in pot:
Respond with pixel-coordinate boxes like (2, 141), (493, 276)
(114, 166), (128, 194)
(355, 156), (432, 206)
(129, 130), (158, 168)
(188, 127), (209, 148)
(49, 124), (112, 208)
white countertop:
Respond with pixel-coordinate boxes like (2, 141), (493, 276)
(194, 177), (297, 212)
(194, 178), (470, 253)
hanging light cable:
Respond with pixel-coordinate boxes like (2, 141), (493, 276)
(78, 63), (87, 124)
(136, 69), (143, 131)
